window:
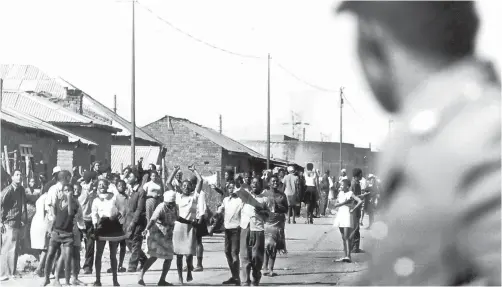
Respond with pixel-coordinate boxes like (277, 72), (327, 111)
(19, 145), (33, 157)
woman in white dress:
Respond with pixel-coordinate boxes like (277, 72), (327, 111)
(332, 178), (363, 263)
(167, 165), (202, 285)
(31, 186), (50, 277)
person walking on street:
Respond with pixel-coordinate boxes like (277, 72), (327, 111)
(283, 166), (299, 224)
(350, 168), (364, 253)
(78, 171), (99, 275)
(337, 2), (501, 285)
(0, 170), (28, 282)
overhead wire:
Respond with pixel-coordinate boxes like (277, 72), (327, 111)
(137, 1), (266, 60)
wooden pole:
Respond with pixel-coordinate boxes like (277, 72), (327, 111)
(131, 0), (136, 167)
(219, 114), (222, 134)
(25, 156), (30, 185)
(13, 151), (18, 171)
(266, 53), (271, 170)
(114, 94), (117, 113)
(3, 146), (9, 175)
(161, 158), (166, 182)
(339, 87), (344, 172)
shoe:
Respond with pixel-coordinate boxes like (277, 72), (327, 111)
(352, 249), (365, 254)
(342, 257), (352, 263)
(107, 268), (113, 273)
(118, 267), (126, 273)
(157, 280), (173, 286)
(113, 280), (120, 286)
(269, 272), (278, 277)
(241, 281), (251, 286)
(71, 278), (86, 286)
(292, 220), (296, 224)
(251, 282), (260, 286)
(138, 279), (146, 286)
(287, 219), (291, 224)
(127, 268), (137, 273)
(83, 268), (92, 275)
(193, 266), (203, 272)
(93, 282), (102, 287)
(0, 276), (9, 282)
(222, 278), (238, 285)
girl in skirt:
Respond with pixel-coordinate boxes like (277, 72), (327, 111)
(143, 170), (164, 224)
(138, 190), (195, 286)
(91, 179), (128, 286)
(332, 179), (363, 263)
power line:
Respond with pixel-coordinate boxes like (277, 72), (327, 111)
(137, 1), (265, 60)
(273, 61), (338, 93)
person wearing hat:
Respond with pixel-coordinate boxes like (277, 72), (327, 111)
(337, 1), (500, 285)
(283, 166), (300, 224)
(138, 190), (195, 286)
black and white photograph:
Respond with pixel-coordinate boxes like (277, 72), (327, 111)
(0, 0), (500, 286)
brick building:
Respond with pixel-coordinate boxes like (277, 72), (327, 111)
(242, 135), (379, 177)
(0, 64), (165, 172)
(142, 115), (292, 181)
(1, 108), (97, 179)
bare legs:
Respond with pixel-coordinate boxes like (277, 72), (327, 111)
(195, 236), (204, 271)
(95, 241), (119, 286)
(339, 227), (352, 261)
(176, 255), (193, 285)
(263, 248), (277, 276)
(287, 207), (296, 224)
(35, 250), (47, 277)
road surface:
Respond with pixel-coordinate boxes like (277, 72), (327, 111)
(3, 216), (370, 286)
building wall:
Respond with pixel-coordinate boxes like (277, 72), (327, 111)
(56, 125), (113, 169)
(1, 125), (58, 177)
(143, 117), (223, 178)
(242, 140), (378, 177)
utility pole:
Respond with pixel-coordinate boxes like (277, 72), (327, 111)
(266, 53), (271, 170)
(0, 78), (3, 109)
(339, 87), (344, 171)
(219, 114), (222, 134)
(131, 0), (136, 166)
(113, 94), (117, 113)
(303, 127), (306, 141)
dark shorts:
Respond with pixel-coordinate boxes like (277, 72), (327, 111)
(303, 186), (317, 204)
(51, 230), (74, 247)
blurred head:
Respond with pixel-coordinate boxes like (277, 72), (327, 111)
(341, 169), (347, 176)
(73, 183), (82, 197)
(268, 175), (279, 190)
(352, 168), (363, 181)
(181, 180), (193, 195)
(163, 190), (177, 207)
(116, 180), (127, 193)
(111, 173), (120, 185)
(227, 180), (236, 194)
(278, 169), (285, 179)
(97, 179), (109, 194)
(39, 174), (47, 185)
(123, 167), (132, 176)
(148, 164), (156, 171)
(250, 177), (262, 195)
(11, 170), (22, 185)
(337, 1), (479, 113)
(175, 170), (183, 181)
(340, 178), (351, 192)
(150, 170), (159, 183)
(92, 161), (101, 173)
(28, 177), (36, 188)
(58, 170), (72, 185)
(61, 184), (73, 200)
(127, 172), (137, 185)
(306, 163), (314, 171)
(225, 171), (234, 181)
(234, 176), (244, 189)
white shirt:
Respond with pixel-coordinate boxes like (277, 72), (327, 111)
(218, 195), (244, 229)
(176, 192), (200, 221)
(305, 172), (316, 187)
(240, 190), (271, 231)
(360, 178), (368, 191)
(108, 183), (119, 195)
(91, 193), (121, 225)
(45, 182), (63, 214)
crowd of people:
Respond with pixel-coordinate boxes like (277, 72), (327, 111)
(1, 160), (381, 286)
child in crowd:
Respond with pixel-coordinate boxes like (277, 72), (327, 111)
(107, 179), (129, 273)
(70, 182), (85, 285)
(43, 183), (80, 286)
(332, 179), (363, 263)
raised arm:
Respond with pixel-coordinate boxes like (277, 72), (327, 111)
(188, 165), (203, 194)
(166, 165), (180, 190)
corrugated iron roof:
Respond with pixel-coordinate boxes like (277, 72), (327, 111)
(0, 64), (67, 98)
(1, 108), (97, 145)
(111, 145), (161, 173)
(1, 91), (113, 126)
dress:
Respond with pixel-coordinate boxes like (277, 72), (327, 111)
(173, 192), (199, 255)
(30, 193), (49, 250)
(147, 203), (178, 259)
(91, 193), (128, 242)
(263, 190), (288, 254)
(143, 181), (163, 224)
(332, 191), (354, 228)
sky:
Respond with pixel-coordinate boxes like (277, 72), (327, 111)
(0, 0), (500, 151)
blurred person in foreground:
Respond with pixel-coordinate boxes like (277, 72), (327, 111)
(336, 1), (500, 285)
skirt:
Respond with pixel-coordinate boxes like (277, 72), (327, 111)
(30, 213), (49, 250)
(96, 217), (128, 242)
(147, 225), (174, 260)
(265, 218), (287, 255)
(173, 222), (196, 255)
(333, 206), (353, 228)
